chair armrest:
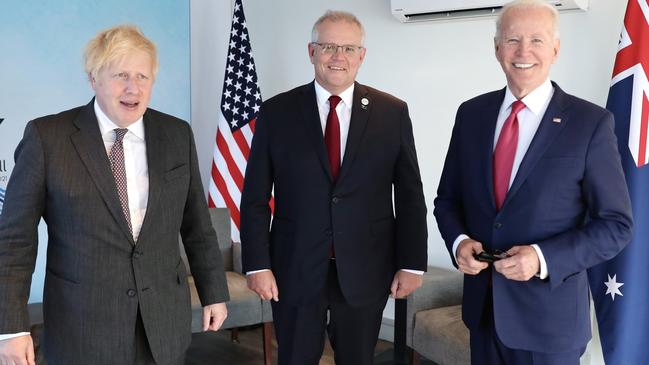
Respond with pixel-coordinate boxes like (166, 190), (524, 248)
(405, 266), (463, 346)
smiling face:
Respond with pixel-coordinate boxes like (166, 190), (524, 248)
(308, 19), (366, 95)
(495, 6), (560, 99)
(91, 49), (154, 127)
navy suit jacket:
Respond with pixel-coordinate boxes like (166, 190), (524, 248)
(240, 81), (428, 307)
(434, 83), (633, 353)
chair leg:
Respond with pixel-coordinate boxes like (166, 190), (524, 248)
(231, 328), (240, 343)
(262, 322), (273, 365)
(409, 347), (421, 365)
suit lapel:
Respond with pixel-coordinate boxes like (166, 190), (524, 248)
(70, 100), (135, 245)
(137, 111), (164, 244)
(503, 83), (569, 208)
(481, 89), (506, 210)
(337, 82), (371, 184)
(300, 82), (333, 180)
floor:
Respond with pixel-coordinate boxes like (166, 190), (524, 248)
(185, 325), (395, 365)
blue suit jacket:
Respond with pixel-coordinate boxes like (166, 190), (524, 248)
(434, 82), (633, 353)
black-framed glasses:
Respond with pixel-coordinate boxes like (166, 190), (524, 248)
(312, 42), (364, 56)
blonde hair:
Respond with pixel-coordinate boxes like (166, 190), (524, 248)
(311, 10), (365, 45)
(495, 0), (560, 41)
(84, 24), (158, 80)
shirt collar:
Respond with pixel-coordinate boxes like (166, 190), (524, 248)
(503, 79), (554, 116)
(94, 99), (145, 141)
(314, 80), (355, 109)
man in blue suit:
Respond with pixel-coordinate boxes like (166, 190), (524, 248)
(434, 1), (633, 364)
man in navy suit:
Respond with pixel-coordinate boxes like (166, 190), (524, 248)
(241, 10), (427, 365)
(434, 1), (633, 364)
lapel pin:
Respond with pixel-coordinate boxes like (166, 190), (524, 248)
(361, 97), (369, 110)
(552, 117), (562, 123)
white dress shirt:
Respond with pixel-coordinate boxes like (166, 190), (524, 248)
(453, 79), (554, 279)
(0, 102), (150, 341)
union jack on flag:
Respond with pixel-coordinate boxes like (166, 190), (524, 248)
(588, 1), (649, 363)
(208, 0), (262, 242)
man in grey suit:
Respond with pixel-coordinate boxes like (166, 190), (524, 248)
(0, 25), (229, 365)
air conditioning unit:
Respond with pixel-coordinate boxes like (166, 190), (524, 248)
(391, 0), (588, 23)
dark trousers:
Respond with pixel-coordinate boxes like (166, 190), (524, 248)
(271, 260), (389, 365)
(470, 290), (584, 365)
(135, 309), (185, 365)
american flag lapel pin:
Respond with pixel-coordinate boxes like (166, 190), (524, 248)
(552, 117), (562, 123)
(361, 97), (369, 110)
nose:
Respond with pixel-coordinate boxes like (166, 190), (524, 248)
(331, 46), (344, 60)
(124, 78), (141, 94)
(516, 40), (532, 55)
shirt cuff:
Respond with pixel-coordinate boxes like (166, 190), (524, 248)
(0, 332), (30, 341)
(531, 244), (548, 279)
(246, 269), (270, 275)
(400, 269), (424, 275)
(452, 234), (470, 262)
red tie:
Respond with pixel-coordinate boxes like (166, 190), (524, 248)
(493, 100), (526, 211)
(325, 95), (342, 180)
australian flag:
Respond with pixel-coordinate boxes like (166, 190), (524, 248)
(588, 1), (649, 363)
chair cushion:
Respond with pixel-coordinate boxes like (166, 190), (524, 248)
(189, 271), (264, 332)
(413, 305), (470, 365)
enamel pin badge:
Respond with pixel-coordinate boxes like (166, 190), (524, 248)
(361, 97), (369, 110)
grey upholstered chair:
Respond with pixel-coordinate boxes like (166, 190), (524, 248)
(406, 266), (469, 365)
(180, 207), (273, 365)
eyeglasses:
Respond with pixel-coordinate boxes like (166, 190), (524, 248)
(312, 42), (364, 56)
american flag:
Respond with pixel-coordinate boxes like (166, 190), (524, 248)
(208, 0), (262, 242)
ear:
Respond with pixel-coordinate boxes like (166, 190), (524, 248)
(308, 42), (316, 64)
(494, 38), (503, 63)
(89, 73), (97, 90)
(358, 47), (367, 64)
(552, 38), (561, 63)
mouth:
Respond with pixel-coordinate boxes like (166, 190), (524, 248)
(513, 63), (535, 69)
(120, 101), (140, 110)
(328, 65), (347, 72)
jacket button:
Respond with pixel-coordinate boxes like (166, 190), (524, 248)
(494, 222), (503, 229)
(332, 197), (340, 204)
(126, 289), (136, 297)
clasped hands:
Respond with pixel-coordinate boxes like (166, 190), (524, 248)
(457, 238), (539, 281)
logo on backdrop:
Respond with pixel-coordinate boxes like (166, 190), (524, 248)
(0, 116), (7, 214)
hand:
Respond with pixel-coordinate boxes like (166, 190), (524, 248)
(390, 270), (423, 299)
(493, 245), (540, 281)
(0, 335), (35, 365)
(456, 238), (489, 275)
(246, 270), (279, 302)
(202, 302), (228, 331)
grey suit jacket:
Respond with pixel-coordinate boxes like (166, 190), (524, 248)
(0, 100), (229, 364)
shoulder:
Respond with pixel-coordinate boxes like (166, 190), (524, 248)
(357, 83), (407, 109)
(262, 83), (311, 110)
(144, 108), (191, 133)
(458, 89), (505, 112)
(30, 105), (85, 130)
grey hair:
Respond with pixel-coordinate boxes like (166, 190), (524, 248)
(495, 0), (560, 41)
(311, 10), (365, 45)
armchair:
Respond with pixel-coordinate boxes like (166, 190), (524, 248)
(406, 266), (469, 365)
(180, 207), (273, 365)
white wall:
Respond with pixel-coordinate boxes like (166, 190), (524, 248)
(189, 1), (625, 362)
